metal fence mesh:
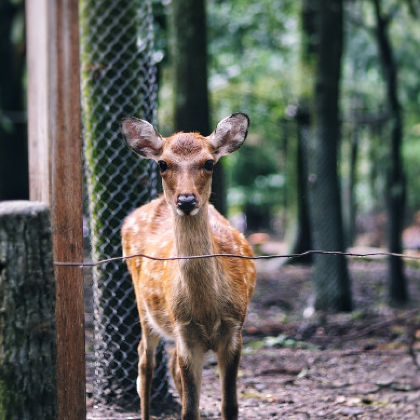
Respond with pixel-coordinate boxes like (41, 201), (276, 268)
(76, 1), (419, 416)
(79, 0), (171, 413)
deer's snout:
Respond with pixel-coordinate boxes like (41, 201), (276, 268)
(177, 194), (198, 216)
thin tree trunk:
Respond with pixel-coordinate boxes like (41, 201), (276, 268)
(372, 0), (407, 305)
(286, 0), (315, 263)
(288, 108), (312, 262)
(308, 1), (352, 312)
(170, 0), (226, 215)
(347, 99), (360, 246)
(0, 201), (57, 420)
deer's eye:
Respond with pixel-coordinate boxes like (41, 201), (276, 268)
(158, 160), (168, 173)
(204, 160), (214, 171)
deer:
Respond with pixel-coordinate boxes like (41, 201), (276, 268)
(120, 112), (257, 420)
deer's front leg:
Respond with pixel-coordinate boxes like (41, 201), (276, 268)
(177, 340), (205, 420)
(217, 334), (242, 420)
(137, 330), (160, 420)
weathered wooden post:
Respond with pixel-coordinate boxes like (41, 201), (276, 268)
(26, 1), (86, 418)
(0, 201), (57, 420)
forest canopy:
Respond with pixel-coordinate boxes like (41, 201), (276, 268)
(155, 0), (420, 227)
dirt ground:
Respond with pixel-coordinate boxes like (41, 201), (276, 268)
(87, 259), (420, 420)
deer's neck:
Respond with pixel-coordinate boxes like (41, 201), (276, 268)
(174, 204), (214, 257)
(173, 204), (221, 291)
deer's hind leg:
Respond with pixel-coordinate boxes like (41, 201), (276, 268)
(137, 323), (160, 420)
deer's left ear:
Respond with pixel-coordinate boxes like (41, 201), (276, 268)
(208, 112), (250, 159)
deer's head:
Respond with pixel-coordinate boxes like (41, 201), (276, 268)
(121, 113), (249, 217)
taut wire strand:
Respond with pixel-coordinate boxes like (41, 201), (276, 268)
(54, 249), (420, 267)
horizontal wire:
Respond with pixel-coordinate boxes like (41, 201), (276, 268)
(54, 249), (420, 268)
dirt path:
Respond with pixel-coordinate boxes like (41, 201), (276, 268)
(196, 348), (420, 419)
(87, 261), (420, 419)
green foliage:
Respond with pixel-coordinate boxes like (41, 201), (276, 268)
(207, 0), (300, 130)
(206, 0), (300, 220)
(243, 334), (318, 354)
(156, 0), (420, 227)
(404, 136), (420, 213)
(226, 142), (285, 214)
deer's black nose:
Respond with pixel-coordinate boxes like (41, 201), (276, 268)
(177, 194), (197, 215)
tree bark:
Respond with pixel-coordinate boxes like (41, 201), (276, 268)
(347, 101), (360, 246)
(286, 108), (313, 262)
(0, 201), (57, 420)
(372, 0), (407, 305)
(170, 0), (226, 215)
(286, 0), (315, 263)
(308, 1), (352, 312)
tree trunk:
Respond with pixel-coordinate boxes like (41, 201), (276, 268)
(286, 0), (315, 263)
(347, 102), (360, 247)
(287, 108), (312, 263)
(170, 0), (226, 215)
(308, 1), (352, 312)
(372, 0), (407, 305)
(0, 1), (28, 200)
(0, 201), (57, 420)
(80, 0), (167, 408)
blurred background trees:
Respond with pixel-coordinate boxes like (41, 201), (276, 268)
(372, 0), (407, 304)
(156, 0), (420, 310)
(306, 1), (352, 311)
(169, 0), (229, 214)
(2, 0), (420, 311)
(0, 0), (27, 200)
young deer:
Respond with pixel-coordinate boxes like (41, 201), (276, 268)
(121, 113), (256, 420)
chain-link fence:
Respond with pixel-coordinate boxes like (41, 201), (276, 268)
(79, 0), (172, 413)
(76, 1), (420, 416)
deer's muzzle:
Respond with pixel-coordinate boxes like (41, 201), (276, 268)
(176, 194), (198, 216)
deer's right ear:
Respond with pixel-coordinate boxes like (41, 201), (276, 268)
(121, 117), (163, 160)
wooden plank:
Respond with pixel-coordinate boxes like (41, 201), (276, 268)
(26, 1), (86, 419)
(26, 0), (51, 204)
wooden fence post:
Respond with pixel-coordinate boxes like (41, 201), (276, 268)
(0, 201), (57, 420)
(26, 1), (86, 419)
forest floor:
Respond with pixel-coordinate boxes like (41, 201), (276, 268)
(87, 254), (420, 420)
